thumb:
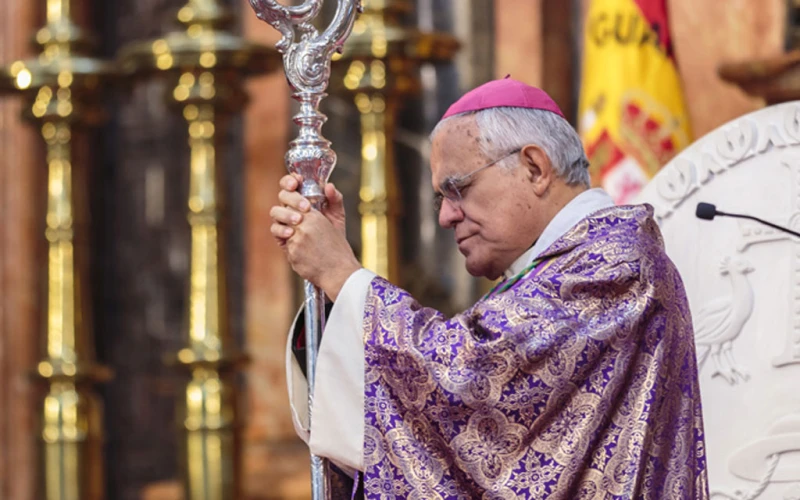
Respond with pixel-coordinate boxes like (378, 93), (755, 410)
(324, 183), (345, 216)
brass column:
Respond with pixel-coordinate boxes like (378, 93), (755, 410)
(332, 0), (459, 283)
(0, 0), (114, 498)
(117, 2), (278, 499)
(357, 92), (400, 280)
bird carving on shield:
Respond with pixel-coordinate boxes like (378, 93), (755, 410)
(694, 256), (755, 385)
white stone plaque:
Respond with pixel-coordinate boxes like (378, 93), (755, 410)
(636, 102), (800, 500)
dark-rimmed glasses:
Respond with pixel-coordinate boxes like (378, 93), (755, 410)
(433, 148), (521, 214)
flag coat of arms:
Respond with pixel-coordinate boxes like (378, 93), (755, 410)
(578, 0), (692, 204)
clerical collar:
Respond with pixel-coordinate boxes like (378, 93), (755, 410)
(503, 188), (615, 280)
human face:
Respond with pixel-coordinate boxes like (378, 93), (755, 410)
(433, 148), (520, 214)
(430, 117), (544, 280)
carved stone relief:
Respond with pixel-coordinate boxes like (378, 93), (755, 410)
(695, 256), (754, 385)
(636, 102), (800, 499)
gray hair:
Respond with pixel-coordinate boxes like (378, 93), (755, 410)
(431, 107), (591, 187)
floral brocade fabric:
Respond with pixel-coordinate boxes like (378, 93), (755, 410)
(362, 205), (709, 499)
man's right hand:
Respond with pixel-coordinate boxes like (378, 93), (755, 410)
(270, 173), (347, 248)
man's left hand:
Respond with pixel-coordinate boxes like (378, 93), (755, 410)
(272, 204), (362, 301)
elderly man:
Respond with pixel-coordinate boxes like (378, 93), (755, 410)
(270, 78), (709, 499)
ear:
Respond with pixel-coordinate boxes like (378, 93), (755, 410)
(520, 144), (554, 196)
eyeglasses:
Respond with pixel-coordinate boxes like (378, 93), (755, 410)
(433, 148), (521, 213)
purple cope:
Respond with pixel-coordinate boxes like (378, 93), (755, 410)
(360, 205), (709, 499)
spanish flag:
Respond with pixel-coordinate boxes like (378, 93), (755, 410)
(578, 0), (691, 204)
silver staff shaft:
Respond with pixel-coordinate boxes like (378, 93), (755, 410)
(303, 267), (331, 497)
(247, 1), (361, 498)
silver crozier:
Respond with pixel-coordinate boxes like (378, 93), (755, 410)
(247, 1), (362, 499)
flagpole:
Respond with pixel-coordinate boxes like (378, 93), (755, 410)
(247, 1), (362, 498)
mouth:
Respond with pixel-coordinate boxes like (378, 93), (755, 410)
(456, 234), (473, 245)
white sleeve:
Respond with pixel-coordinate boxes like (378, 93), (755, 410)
(284, 268), (376, 474)
(285, 307), (310, 444)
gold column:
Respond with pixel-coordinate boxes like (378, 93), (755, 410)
(357, 92), (399, 280)
(0, 0), (114, 499)
(117, 2), (278, 499)
(333, 0), (459, 283)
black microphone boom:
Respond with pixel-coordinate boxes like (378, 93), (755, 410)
(695, 202), (800, 238)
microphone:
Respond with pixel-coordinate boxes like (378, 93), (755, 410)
(695, 202), (800, 238)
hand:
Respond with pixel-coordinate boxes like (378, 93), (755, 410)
(270, 173), (346, 250)
(284, 210), (361, 300)
(270, 174), (360, 300)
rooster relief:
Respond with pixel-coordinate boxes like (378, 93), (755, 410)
(695, 256), (755, 385)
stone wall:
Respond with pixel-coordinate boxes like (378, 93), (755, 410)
(0, 2), (40, 500)
(669, 0), (786, 137)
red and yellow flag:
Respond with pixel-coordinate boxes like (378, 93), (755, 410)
(578, 0), (691, 204)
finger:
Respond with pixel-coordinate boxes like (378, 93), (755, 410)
(300, 208), (330, 228)
(279, 174), (301, 192)
(271, 222), (294, 240)
(269, 205), (304, 225)
(279, 173), (304, 192)
(278, 189), (311, 212)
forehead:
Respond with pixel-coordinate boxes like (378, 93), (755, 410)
(430, 116), (484, 185)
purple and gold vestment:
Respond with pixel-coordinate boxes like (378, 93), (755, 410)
(361, 205), (709, 499)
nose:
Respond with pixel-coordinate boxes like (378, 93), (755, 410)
(438, 197), (464, 229)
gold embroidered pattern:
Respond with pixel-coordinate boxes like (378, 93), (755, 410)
(363, 205), (709, 499)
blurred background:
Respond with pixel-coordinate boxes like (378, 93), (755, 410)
(0, 0), (793, 498)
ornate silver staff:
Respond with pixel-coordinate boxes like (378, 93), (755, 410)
(248, 1), (361, 498)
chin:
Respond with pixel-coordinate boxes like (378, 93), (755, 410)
(465, 257), (501, 281)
